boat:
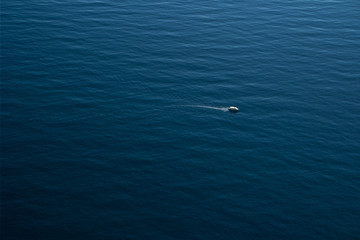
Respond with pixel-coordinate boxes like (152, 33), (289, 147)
(228, 106), (239, 112)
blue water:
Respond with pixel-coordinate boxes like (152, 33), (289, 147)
(2, 0), (360, 239)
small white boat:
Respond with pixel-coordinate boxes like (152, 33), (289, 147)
(228, 106), (239, 112)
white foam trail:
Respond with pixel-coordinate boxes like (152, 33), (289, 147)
(182, 105), (228, 112)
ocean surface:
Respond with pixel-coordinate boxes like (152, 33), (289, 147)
(1, 0), (360, 239)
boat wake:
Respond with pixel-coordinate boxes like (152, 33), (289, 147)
(181, 105), (229, 112)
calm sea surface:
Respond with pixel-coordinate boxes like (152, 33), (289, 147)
(2, 0), (360, 239)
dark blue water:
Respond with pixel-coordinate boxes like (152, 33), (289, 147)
(2, 0), (360, 239)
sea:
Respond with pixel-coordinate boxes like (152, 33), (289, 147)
(1, 0), (360, 239)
